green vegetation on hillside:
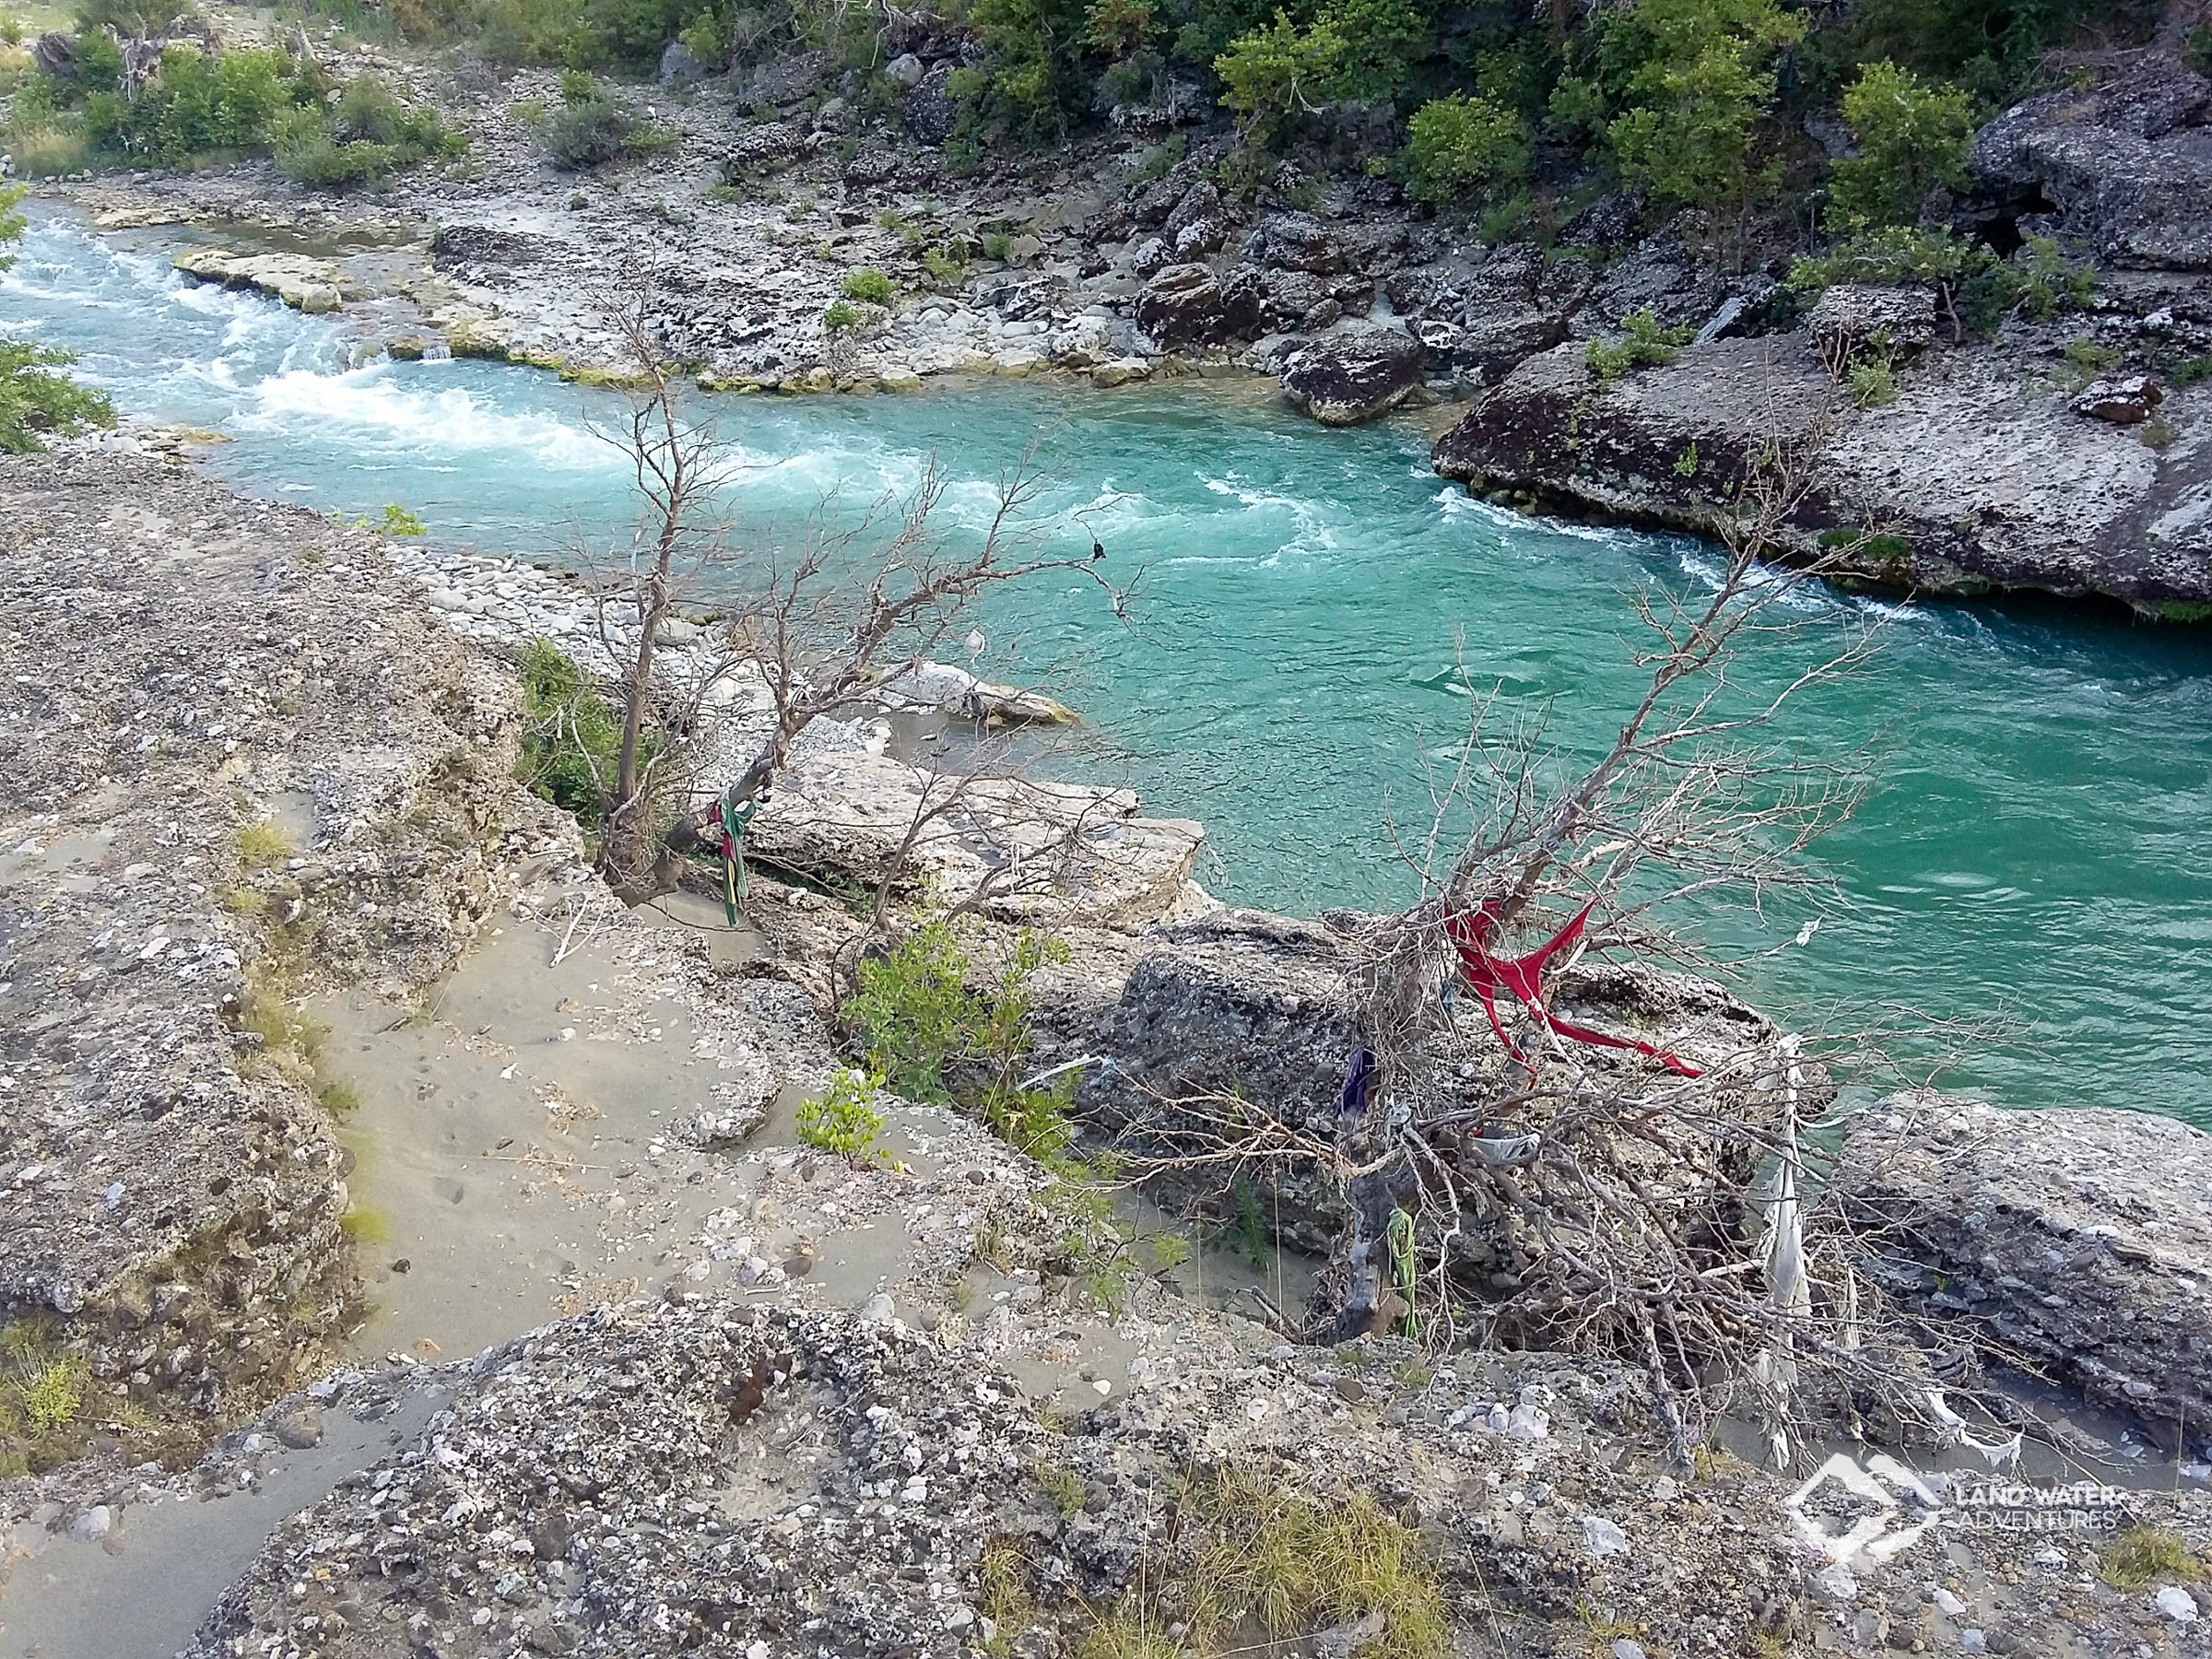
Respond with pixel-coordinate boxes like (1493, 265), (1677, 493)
(4, 30), (460, 183)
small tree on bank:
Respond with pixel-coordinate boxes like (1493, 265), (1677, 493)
(542, 283), (1131, 905)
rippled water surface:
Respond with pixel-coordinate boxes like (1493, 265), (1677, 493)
(7, 208), (2207, 1121)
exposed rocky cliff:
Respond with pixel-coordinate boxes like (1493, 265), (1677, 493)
(1430, 327), (2212, 608)
(1837, 1095), (2212, 1452)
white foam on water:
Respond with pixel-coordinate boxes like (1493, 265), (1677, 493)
(237, 367), (608, 467)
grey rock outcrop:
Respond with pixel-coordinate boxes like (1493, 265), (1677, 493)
(1431, 334), (2212, 609)
(1134, 261), (1264, 346)
(1835, 1097), (2212, 1453)
(1971, 54), (2212, 271)
(900, 64), (959, 146)
(744, 749), (1208, 929)
(0, 451), (530, 1431)
(1278, 326), (1425, 425)
(1805, 283), (1940, 364)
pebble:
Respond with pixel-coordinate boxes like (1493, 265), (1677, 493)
(2155, 1585), (2199, 1623)
(1611, 1641), (1648, 1659)
(1582, 1515), (1630, 1559)
(1934, 1587), (1968, 1617)
(70, 1505), (112, 1542)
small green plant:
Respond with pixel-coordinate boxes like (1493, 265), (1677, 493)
(1033, 1458), (1087, 1514)
(1849, 355), (1898, 408)
(316, 1078), (362, 1117)
(2173, 355), (2212, 387)
(1400, 92), (1530, 206)
(876, 207), (907, 231)
(1586, 308), (1692, 383)
(559, 67), (598, 104)
(980, 230), (1012, 261)
(11, 1357), (85, 1437)
(822, 299), (862, 332)
(235, 819), (292, 867)
(841, 265), (895, 304)
(2097, 1525), (2205, 1591)
(380, 502), (427, 535)
(796, 1066), (888, 1162)
(920, 245), (965, 287)
(515, 637), (619, 822)
(2063, 335), (2120, 371)
(1673, 441), (1700, 477)
(1130, 131), (1184, 184)
(1146, 1231), (1191, 1272)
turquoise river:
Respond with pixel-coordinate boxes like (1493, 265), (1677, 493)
(6, 208), (2207, 1124)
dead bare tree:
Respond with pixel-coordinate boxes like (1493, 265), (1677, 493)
(1113, 429), (1983, 1468)
(544, 280), (1134, 910)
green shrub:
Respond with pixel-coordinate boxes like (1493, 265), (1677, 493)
(1827, 60), (1975, 232)
(540, 94), (637, 167)
(796, 1066), (888, 1162)
(1789, 226), (2091, 336)
(516, 637), (618, 819)
(2173, 355), (2212, 387)
(822, 298), (862, 330)
(1583, 0), (1805, 217)
(1585, 307), (1693, 382)
(83, 45), (307, 164)
(1848, 354), (1897, 406)
(919, 244), (965, 287)
(981, 229), (1013, 260)
(841, 265), (895, 303)
(1401, 93), (1529, 206)
(559, 66), (598, 103)
(947, 0), (1090, 146)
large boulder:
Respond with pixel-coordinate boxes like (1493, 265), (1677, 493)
(745, 750), (1206, 929)
(1133, 262), (1264, 347)
(1971, 54), (2212, 270)
(1242, 211), (1347, 275)
(1278, 326), (1425, 426)
(1834, 1097), (2212, 1454)
(1431, 333), (2212, 609)
(1804, 283), (1939, 365)
(900, 64), (959, 146)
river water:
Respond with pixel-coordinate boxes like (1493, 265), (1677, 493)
(6, 207), (2207, 1123)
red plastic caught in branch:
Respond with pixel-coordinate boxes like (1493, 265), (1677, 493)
(1445, 900), (1702, 1077)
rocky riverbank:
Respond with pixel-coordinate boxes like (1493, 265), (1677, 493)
(36, 24), (2212, 610)
(5, 439), (2211, 1658)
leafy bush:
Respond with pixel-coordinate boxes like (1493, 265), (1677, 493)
(1826, 60), (1975, 231)
(796, 1066), (888, 1162)
(275, 76), (461, 186)
(1849, 354), (1897, 406)
(947, 0), (1091, 146)
(1599, 0), (1806, 216)
(1402, 93), (1530, 206)
(82, 45), (308, 164)
(1585, 307), (1692, 382)
(821, 298), (861, 331)
(841, 265), (895, 303)
(1789, 226), (2092, 336)
(540, 92), (638, 167)
(516, 637), (618, 819)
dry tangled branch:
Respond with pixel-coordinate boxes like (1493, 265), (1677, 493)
(1113, 433), (1991, 1466)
